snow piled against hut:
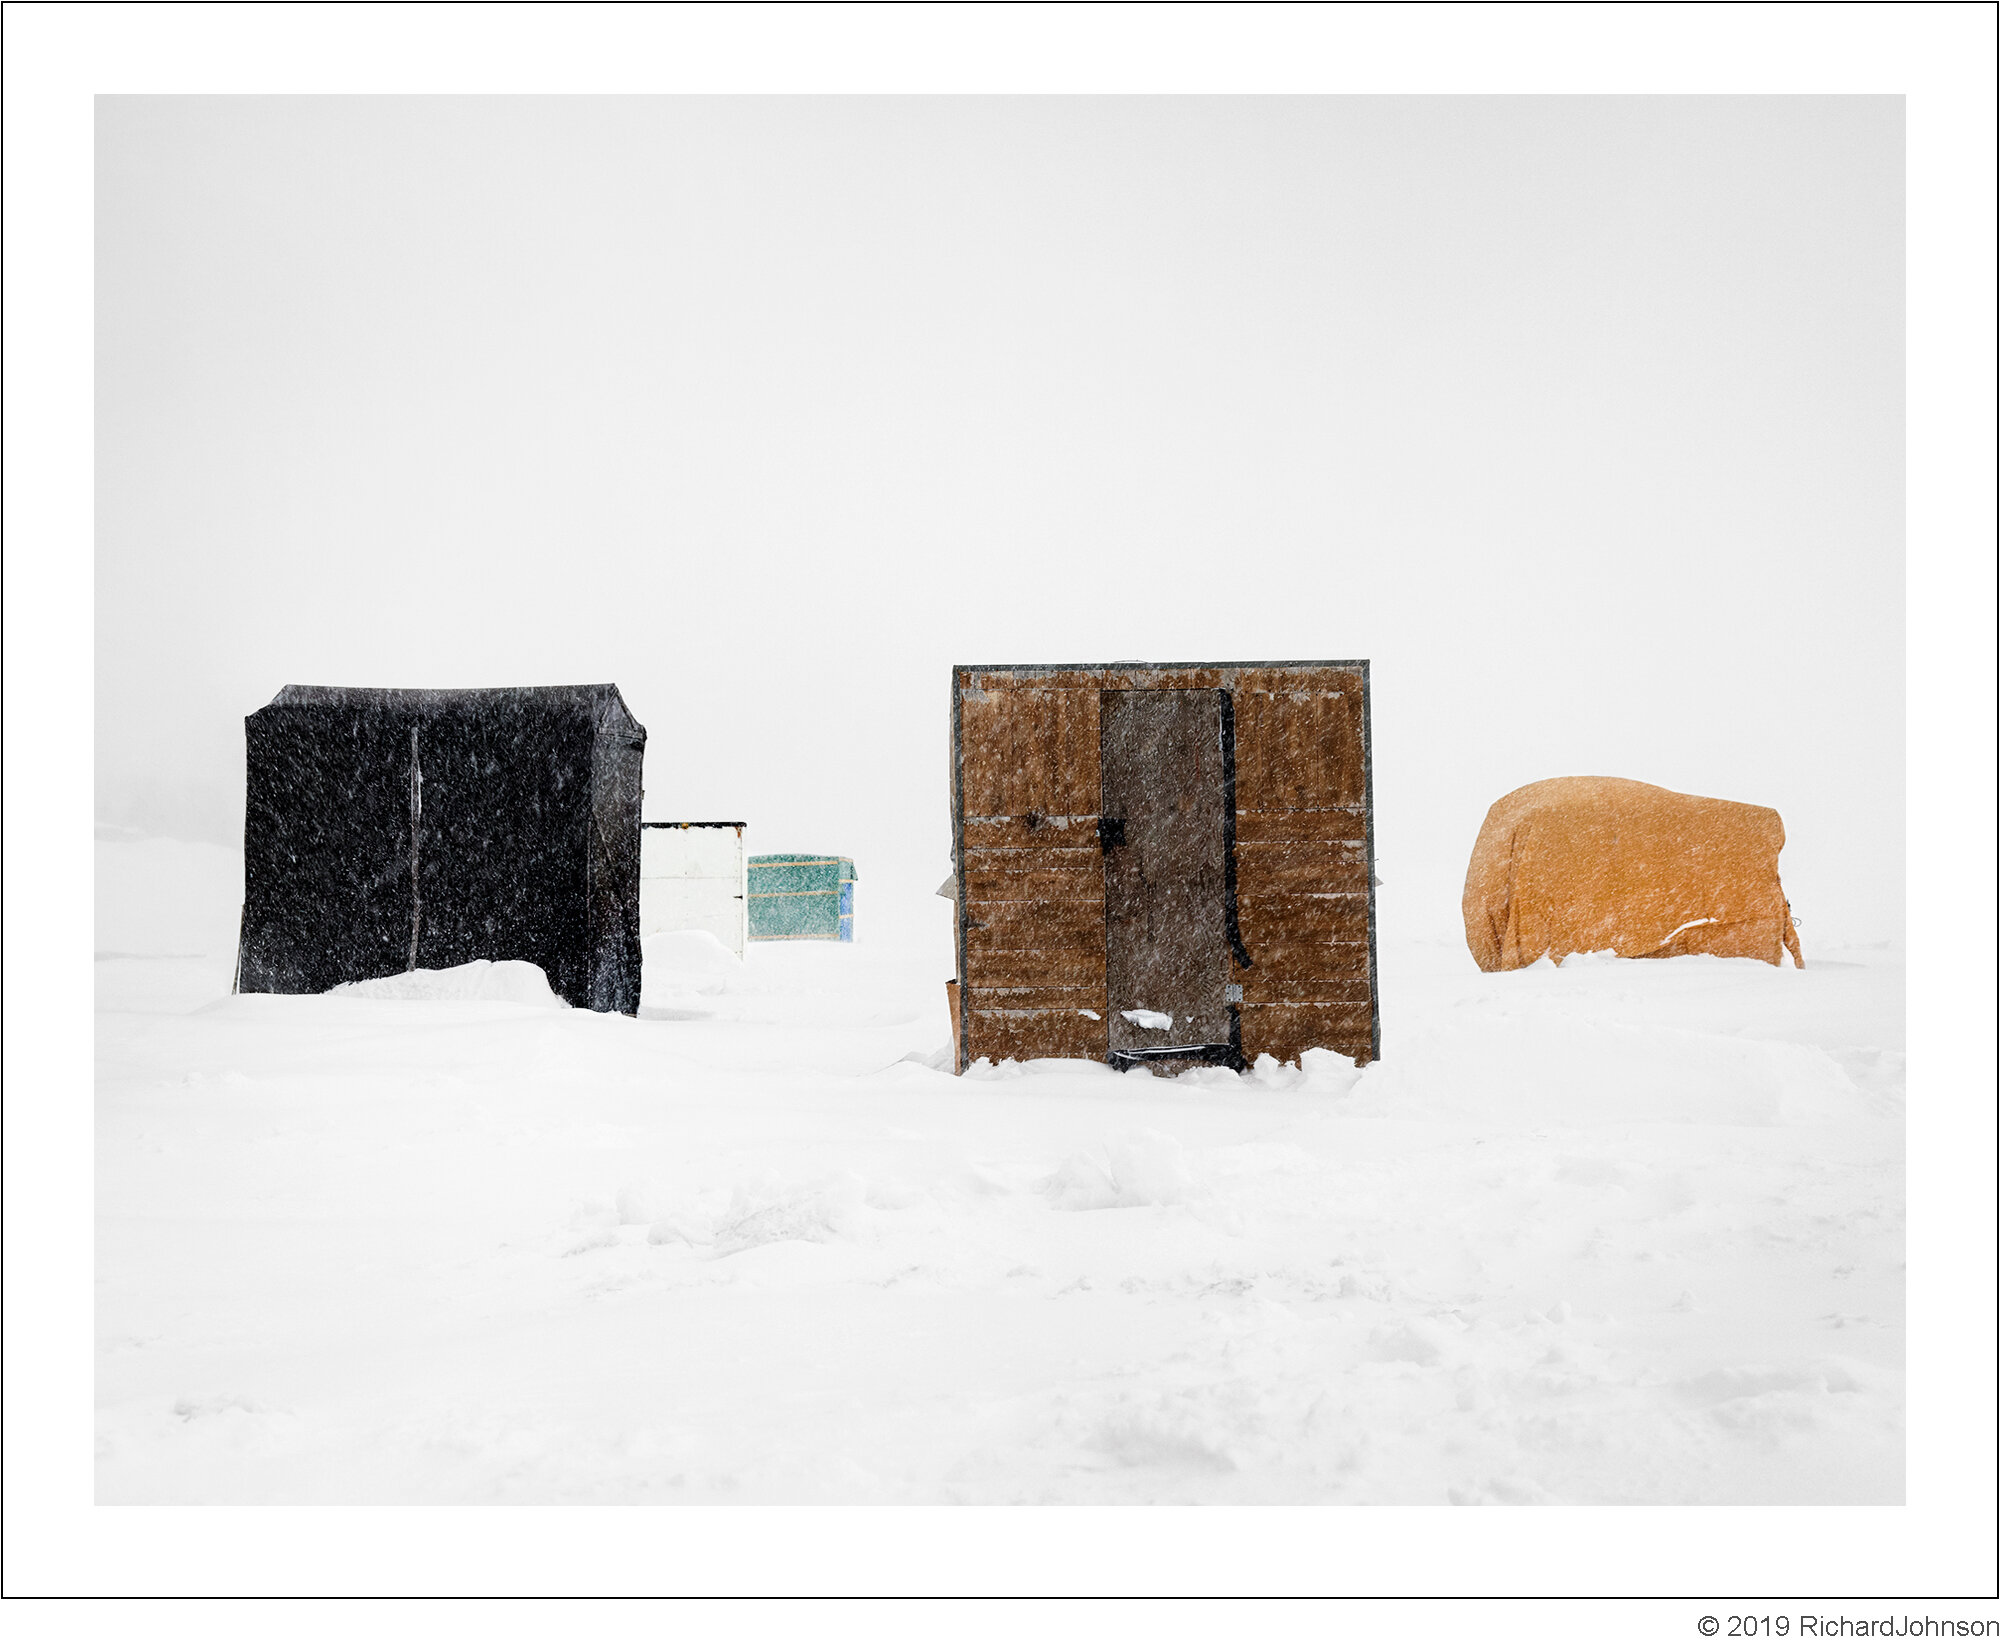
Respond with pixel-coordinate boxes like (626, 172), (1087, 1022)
(330, 960), (569, 1006)
(94, 838), (1903, 1504)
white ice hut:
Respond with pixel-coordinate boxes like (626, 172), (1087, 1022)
(640, 822), (748, 958)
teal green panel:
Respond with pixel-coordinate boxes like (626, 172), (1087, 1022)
(748, 858), (843, 896)
(748, 893), (841, 939)
(747, 854), (854, 940)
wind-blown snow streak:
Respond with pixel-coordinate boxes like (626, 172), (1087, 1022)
(1658, 917), (1720, 945)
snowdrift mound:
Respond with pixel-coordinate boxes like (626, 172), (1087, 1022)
(1244, 1048), (1364, 1098)
(327, 959), (567, 1006)
(639, 929), (752, 1018)
(96, 925), (1903, 1506)
(1043, 1130), (1195, 1210)
(1358, 1011), (1857, 1126)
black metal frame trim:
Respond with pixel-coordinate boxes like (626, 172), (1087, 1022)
(1218, 687), (1253, 972)
(1108, 1043), (1240, 1070)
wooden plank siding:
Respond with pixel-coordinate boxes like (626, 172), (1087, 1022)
(960, 849), (1100, 902)
(955, 682), (1109, 1064)
(1237, 1002), (1376, 1063)
(1233, 807), (1368, 844)
(963, 950), (1106, 989)
(953, 663), (1376, 1071)
(1229, 667), (1375, 1066)
(1233, 681), (1367, 812)
(959, 686), (1100, 821)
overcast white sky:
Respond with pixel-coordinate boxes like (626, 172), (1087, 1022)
(95, 95), (1903, 943)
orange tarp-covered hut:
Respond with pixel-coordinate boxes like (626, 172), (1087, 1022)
(1462, 777), (1803, 972)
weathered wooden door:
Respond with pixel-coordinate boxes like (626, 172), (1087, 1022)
(1100, 689), (1236, 1068)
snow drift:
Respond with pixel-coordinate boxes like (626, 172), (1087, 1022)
(329, 959), (569, 1006)
(93, 836), (1903, 1505)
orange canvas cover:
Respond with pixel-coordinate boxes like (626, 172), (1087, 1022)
(1463, 776), (1803, 972)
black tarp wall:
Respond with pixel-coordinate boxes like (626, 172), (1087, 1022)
(237, 685), (646, 1012)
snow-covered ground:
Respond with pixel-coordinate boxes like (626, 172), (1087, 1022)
(95, 840), (1903, 1504)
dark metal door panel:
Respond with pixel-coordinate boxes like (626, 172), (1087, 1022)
(1100, 688), (1231, 1059)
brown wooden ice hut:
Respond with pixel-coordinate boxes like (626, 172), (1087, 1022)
(949, 661), (1379, 1074)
